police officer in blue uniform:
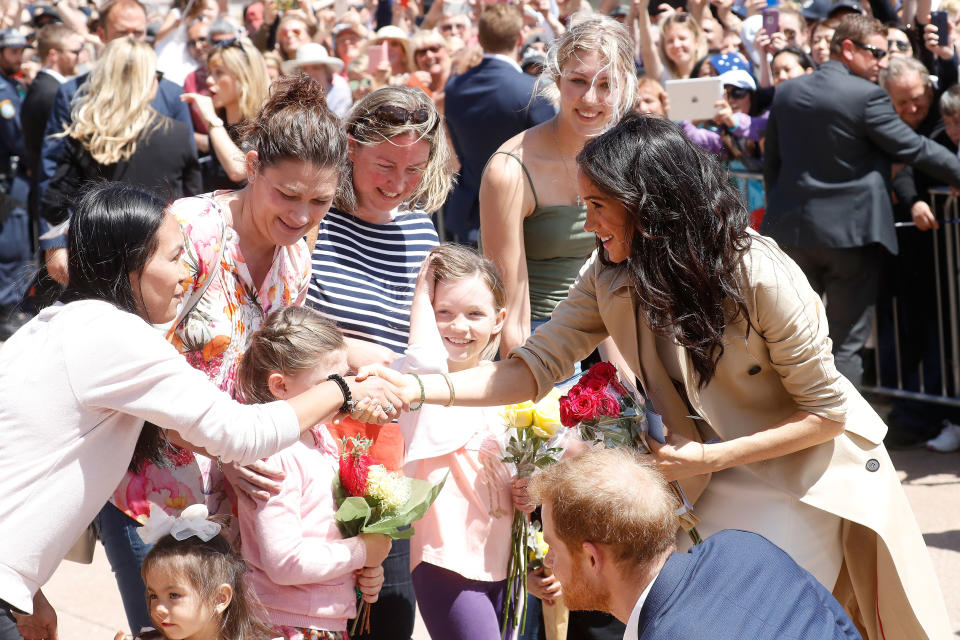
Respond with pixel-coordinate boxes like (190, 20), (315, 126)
(0, 28), (33, 339)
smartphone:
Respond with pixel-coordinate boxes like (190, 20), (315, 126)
(367, 41), (388, 73)
(931, 10), (950, 46)
(275, 0), (298, 11)
(762, 8), (779, 34)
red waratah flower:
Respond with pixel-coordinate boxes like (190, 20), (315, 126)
(339, 437), (374, 497)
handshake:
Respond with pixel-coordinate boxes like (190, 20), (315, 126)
(339, 365), (432, 425)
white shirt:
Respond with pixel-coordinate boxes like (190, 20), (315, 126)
(0, 300), (299, 613)
(483, 52), (522, 74)
(37, 67), (66, 84)
(623, 574), (660, 640)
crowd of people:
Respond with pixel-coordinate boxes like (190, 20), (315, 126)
(0, 0), (959, 638)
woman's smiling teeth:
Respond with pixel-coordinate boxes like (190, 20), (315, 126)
(378, 187), (400, 198)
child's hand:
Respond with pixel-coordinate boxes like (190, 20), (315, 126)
(359, 532), (393, 567)
(511, 476), (535, 514)
(527, 567), (562, 605)
(355, 565), (386, 603)
(412, 254), (437, 301)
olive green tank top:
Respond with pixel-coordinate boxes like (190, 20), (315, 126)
(490, 151), (595, 320)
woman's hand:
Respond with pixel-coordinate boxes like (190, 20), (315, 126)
(359, 532), (393, 567)
(346, 397), (390, 424)
(511, 476), (535, 513)
(527, 567), (562, 605)
(644, 430), (712, 481)
(714, 99), (736, 129)
(349, 373), (408, 417)
(221, 459), (285, 508)
(355, 365), (420, 407)
(180, 93), (219, 127)
(356, 564), (386, 603)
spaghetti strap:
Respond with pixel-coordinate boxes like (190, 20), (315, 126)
(487, 150), (540, 210)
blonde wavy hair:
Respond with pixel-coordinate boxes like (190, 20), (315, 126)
(62, 37), (163, 165)
(207, 38), (271, 123)
(540, 15), (639, 126)
(339, 86), (454, 214)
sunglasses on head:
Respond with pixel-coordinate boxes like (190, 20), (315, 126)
(887, 39), (910, 52)
(851, 40), (887, 59)
(367, 104), (430, 125)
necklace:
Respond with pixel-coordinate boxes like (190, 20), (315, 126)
(551, 117), (582, 206)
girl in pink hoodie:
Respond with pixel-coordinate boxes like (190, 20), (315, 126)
(234, 306), (393, 640)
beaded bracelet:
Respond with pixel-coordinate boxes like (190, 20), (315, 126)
(327, 373), (354, 414)
(408, 373), (425, 411)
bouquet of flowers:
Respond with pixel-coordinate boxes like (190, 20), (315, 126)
(500, 390), (565, 634)
(559, 362), (702, 545)
(333, 436), (447, 634)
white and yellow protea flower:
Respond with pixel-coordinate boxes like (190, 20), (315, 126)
(366, 464), (411, 513)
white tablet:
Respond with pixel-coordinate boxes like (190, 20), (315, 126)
(666, 77), (723, 122)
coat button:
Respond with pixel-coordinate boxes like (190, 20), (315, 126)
(748, 365), (762, 375)
(865, 459), (880, 472)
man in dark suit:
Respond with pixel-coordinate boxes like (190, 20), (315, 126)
(528, 448), (862, 640)
(22, 24), (82, 186)
(38, 0), (193, 284)
(762, 13), (960, 388)
(443, 4), (555, 243)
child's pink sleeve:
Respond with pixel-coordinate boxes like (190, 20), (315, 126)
(240, 450), (367, 586)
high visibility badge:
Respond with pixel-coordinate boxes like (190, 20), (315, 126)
(0, 100), (14, 120)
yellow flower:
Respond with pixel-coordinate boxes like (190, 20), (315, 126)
(535, 531), (549, 557)
(503, 400), (535, 428)
(366, 465), (411, 513)
(531, 390), (562, 438)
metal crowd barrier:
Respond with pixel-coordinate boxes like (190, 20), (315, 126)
(725, 172), (960, 408)
(863, 187), (960, 408)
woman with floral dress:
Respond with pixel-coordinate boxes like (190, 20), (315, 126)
(99, 74), (350, 635)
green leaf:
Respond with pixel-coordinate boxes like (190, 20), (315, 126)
(337, 472), (449, 539)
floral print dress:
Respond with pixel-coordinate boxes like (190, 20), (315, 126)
(109, 191), (312, 523)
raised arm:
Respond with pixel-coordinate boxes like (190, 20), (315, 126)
(479, 148), (537, 359)
(636, 0), (665, 82)
(181, 93), (247, 183)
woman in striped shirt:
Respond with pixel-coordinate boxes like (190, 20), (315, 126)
(305, 85), (454, 640)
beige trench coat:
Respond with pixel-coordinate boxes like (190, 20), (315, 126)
(510, 236), (951, 640)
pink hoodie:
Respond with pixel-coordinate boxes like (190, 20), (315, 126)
(239, 425), (366, 631)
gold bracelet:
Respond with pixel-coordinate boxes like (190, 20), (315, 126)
(439, 372), (455, 407)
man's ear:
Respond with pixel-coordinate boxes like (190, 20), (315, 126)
(581, 541), (605, 576)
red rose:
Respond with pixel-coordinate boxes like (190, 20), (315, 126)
(588, 362), (617, 384)
(559, 395), (578, 427)
(568, 390), (601, 423)
(598, 389), (621, 417)
(580, 374), (607, 391)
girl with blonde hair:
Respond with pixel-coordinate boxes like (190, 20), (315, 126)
(182, 37), (270, 190)
(636, 6), (708, 83)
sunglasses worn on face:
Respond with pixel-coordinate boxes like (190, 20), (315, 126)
(725, 85), (749, 99)
(415, 44), (443, 56)
(852, 40), (887, 59)
(888, 39), (910, 52)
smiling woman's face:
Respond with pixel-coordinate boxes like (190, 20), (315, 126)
(348, 131), (431, 218)
(578, 171), (634, 263)
(247, 156), (339, 247)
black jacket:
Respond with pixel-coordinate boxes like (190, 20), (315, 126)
(762, 60), (960, 255)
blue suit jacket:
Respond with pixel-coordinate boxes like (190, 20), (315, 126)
(443, 56), (555, 240)
(636, 531), (861, 640)
(37, 75), (193, 205)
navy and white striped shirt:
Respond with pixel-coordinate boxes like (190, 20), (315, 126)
(307, 207), (439, 353)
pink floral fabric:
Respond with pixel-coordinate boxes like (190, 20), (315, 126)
(110, 191), (311, 522)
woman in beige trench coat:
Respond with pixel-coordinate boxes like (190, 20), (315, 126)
(366, 114), (950, 640)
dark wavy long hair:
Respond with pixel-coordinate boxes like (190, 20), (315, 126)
(576, 114), (752, 387)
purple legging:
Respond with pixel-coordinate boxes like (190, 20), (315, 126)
(411, 562), (510, 640)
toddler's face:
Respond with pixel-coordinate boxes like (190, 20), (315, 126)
(144, 565), (219, 640)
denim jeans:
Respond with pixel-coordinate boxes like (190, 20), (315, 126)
(92, 502), (153, 634)
(0, 603), (23, 640)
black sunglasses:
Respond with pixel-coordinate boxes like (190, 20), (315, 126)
(724, 85), (750, 99)
(887, 39), (910, 52)
(851, 40), (888, 59)
(415, 44), (443, 56)
(367, 104), (430, 125)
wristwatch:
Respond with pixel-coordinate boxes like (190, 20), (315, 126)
(208, 116), (225, 129)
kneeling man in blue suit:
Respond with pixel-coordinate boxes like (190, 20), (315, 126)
(528, 448), (862, 640)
